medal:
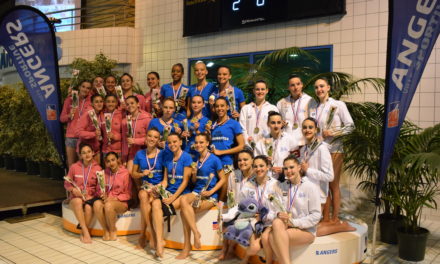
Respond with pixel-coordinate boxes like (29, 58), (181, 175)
(146, 148), (159, 179)
(254, 127), (260, 134)
(170, 178), (176, 184)
(171, 151), (182, 185)
(293, 123), (298, 129)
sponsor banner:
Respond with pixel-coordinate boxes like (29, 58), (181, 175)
(378, 0), (440, 196)
(0, 6), (65, 164)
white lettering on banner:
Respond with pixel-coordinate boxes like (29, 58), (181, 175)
(391, 0), (440, 93)
(5, 19), (55, 99)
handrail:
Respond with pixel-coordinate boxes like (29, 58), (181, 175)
(45, 3), (135, 31)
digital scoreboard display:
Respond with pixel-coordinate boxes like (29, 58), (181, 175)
(184, 0), (346, 36)
(221, 0), (289, 30)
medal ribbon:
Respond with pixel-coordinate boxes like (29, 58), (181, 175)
(146, 148), (159, 172)
(172, 83), (183, 100)
(254, 102), (264, 133)
(315, 101), (329, 129)
(82, 163), (92, 192)
(107, 169), (117, 192)
(212, 117), (229, 131)
(197, 152), (210, 169)
(78, 97), (86, 117)
(171, 150), (182, 183)
(290, 96), (302, 127)
(196, 83), (207, 96)
(131, 112), (140, 137)
(255, 181), (267, 206)
(287, 182), (299, 212)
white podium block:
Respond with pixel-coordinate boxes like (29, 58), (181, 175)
(235, 222), (368, 264)
(62, 201), (142, 236)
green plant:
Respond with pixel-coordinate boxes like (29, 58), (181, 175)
(342, 102), (419, 216)
(69, 52), (118, 86)
(388, 124), (440, 232)
(232, 47), (384, 104)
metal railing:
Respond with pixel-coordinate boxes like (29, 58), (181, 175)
(45, 2), (135, 31)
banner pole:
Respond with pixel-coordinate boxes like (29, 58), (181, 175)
(370, 204), (380, 264)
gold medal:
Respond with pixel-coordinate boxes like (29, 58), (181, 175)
(175, 101), (179, 108)
(254, 127), (259, 134)
(293, 123), (298, 129)
(148, 172), (153, 178)
(170, 178), (176, 184)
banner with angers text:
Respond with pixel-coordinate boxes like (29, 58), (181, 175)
(0, 6), (65, 165)
(378, 0), (440, 198)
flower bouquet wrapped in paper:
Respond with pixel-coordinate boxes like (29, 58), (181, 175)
(96, 85), (107, 98)
(88, 110), (102, 141)
(115, 85), (124, 104)
(217, 201), (224, 239)
(69, 69), (80, 90)
(192, 173), (215, 208)
(226, 88), (236, 112)
(268, 194), (293, 225)
(227, 191), (236, 208)
(64, 176), (86, 200)
(151, 88), (160, 117)
(264, 138), (274, 157)
(127, 114), (133, 147)
(156, 184), (174, 215)
(96, 170), (105, 196)
(104, 113), (112, 145)
(71, 90), (79, 108)
(325, 106), (337, 130)
(177, 87), (189, 112)
(302, 138), (321, 162)
(162, 125), (171, 141)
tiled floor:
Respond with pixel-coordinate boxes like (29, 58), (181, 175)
(0, 213), (439, 264)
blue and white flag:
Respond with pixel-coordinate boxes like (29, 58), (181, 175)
(378, 0), (440, 197)
(0, 6), (65, 165)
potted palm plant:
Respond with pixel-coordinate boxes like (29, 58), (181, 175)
(341, 102), (419, 244)
(388, 124), (440, 261)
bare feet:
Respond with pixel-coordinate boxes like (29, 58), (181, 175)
(109, 231), (117, 241)
(103, 231), (110, 241)
(136, 234), (146, 249)
(80, 233), (92, 244)
(155, 240), (165, 258)
(193, 231), (202, 249)
(149, 237), (156, 249)
(175, 250), (190, 259)
(340, 221), (356, 232)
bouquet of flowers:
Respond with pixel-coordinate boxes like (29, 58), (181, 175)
(325, 106), (337, 130)
(302, 138), (321, 162)
(96, 85), (107, 98)
(264, 138), (274, 157)
(96, 170), (105, 196)
(88, 110), (102, 140)
(156, 185), (174, 215)
(162, 125), (171, 141)
(177, 87), (189, 112)
(115, 85), (124, 104)
(127, 115), (133, 146)
(104, 113), (112, 145)
(64, 176), (86, 200)
(226, 88), (236, 112)
(69, 69), (80, 90)
(141, 180), (152, 191)
(268, 194), (293, 225)
(71, 90), (79, 108)
(227, 191), (236, 208)
(151, 89), (160, 117)
(217, 201), (224, 239)
(192, 173), (215, 208)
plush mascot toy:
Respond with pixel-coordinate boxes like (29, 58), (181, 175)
(223, 197), (268, 247)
